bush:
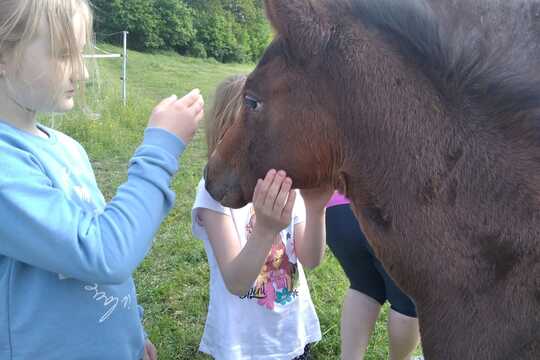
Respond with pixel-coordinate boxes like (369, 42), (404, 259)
(188, 42), (208, 59)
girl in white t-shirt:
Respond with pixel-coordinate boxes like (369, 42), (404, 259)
(192, 74), (334, 360)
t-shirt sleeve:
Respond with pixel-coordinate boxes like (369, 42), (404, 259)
(292, 190), (306, 225)
(191, 178), (229, 241)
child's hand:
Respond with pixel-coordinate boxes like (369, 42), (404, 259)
(143, 339), (157, 360)
(148, 89), (204, 144)
(300, 186), (335, 213)
(252, 169), (296, 236)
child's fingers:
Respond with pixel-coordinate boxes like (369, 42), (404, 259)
(273, 176), (292, 211)
(149, 345), (157, 360)
(195, 109), (204, 121)
(189, 98), (205, 117)
(177, 89), (201, 107)
(281, 189), (296, 222)
(143, 347), (150, 360)
(252, 178), (263, 205)
(143, 340), (158, 360)
(154, 94), (177, 110)
(257, 170), (276, 211)
(263, 170), (286, 211)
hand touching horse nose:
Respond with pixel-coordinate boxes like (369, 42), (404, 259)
(252, 169), (296, 236)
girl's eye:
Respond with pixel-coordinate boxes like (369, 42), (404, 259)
(244, 95), (262, 111)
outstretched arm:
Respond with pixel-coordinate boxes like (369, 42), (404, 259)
(0, 90), (204, 284)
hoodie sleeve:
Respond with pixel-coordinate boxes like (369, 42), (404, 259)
(0, 128), (185, 284)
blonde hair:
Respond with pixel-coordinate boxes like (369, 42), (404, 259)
(0, 0), (93, 86)
(206, 74), (247, 157)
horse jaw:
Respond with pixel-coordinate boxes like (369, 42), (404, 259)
(204, 153), (250, 209)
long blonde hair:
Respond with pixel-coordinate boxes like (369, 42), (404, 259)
(206, 74), (247, 157)
(0, 0), (93, 86)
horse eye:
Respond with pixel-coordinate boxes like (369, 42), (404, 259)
(244, 95), (261, 111)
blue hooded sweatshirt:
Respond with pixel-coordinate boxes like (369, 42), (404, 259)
(0, 121), (184, 360)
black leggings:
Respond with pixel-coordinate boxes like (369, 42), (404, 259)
(325, 204), (417, 318)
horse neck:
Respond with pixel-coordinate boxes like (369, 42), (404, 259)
(334, 36), (457, 210)
(332, 28), (540, 300)
(330, 30), (474, 294)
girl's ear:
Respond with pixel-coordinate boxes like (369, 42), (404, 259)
(264, 0), (334, 59)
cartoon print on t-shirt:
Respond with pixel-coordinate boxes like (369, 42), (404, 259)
(240, 207), (299, 309)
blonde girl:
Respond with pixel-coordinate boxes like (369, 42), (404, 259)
(0, 1), (204, 359)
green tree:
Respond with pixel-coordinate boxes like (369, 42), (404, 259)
(156, 0), (195, 52)
(92, 0), (271, 63)
(93, 0), (163, 50)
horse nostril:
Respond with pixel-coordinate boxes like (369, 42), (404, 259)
(203, 164), (208, 181)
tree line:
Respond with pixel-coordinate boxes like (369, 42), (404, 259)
(92, 0), (271, 63)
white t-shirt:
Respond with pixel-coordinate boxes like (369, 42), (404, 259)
(191, 179), (322, 360)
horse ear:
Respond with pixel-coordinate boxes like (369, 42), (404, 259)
(264, 0), (333, 58)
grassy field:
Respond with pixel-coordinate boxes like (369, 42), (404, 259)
(42, 45), (421, 359)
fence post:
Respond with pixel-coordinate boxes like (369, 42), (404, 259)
(122, 31), (128, 106)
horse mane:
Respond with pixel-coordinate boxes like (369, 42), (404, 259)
(351, 0), (540, 136)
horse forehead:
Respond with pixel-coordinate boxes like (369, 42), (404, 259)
(248, 64), (298, 97)
(257, 39), (288, 67)
(254, 37), (322, 79)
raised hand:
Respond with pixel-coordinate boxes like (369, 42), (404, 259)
(252, 169), (296, 236)
(300, 186), (335, 214)
(148, 89), (204, 144)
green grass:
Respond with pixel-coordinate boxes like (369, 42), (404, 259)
(42, 45), (421, 359)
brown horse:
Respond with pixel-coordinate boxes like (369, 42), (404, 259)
(204, 0), (540, 358)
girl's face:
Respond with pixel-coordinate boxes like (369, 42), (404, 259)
(1, 12), (88, 113)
